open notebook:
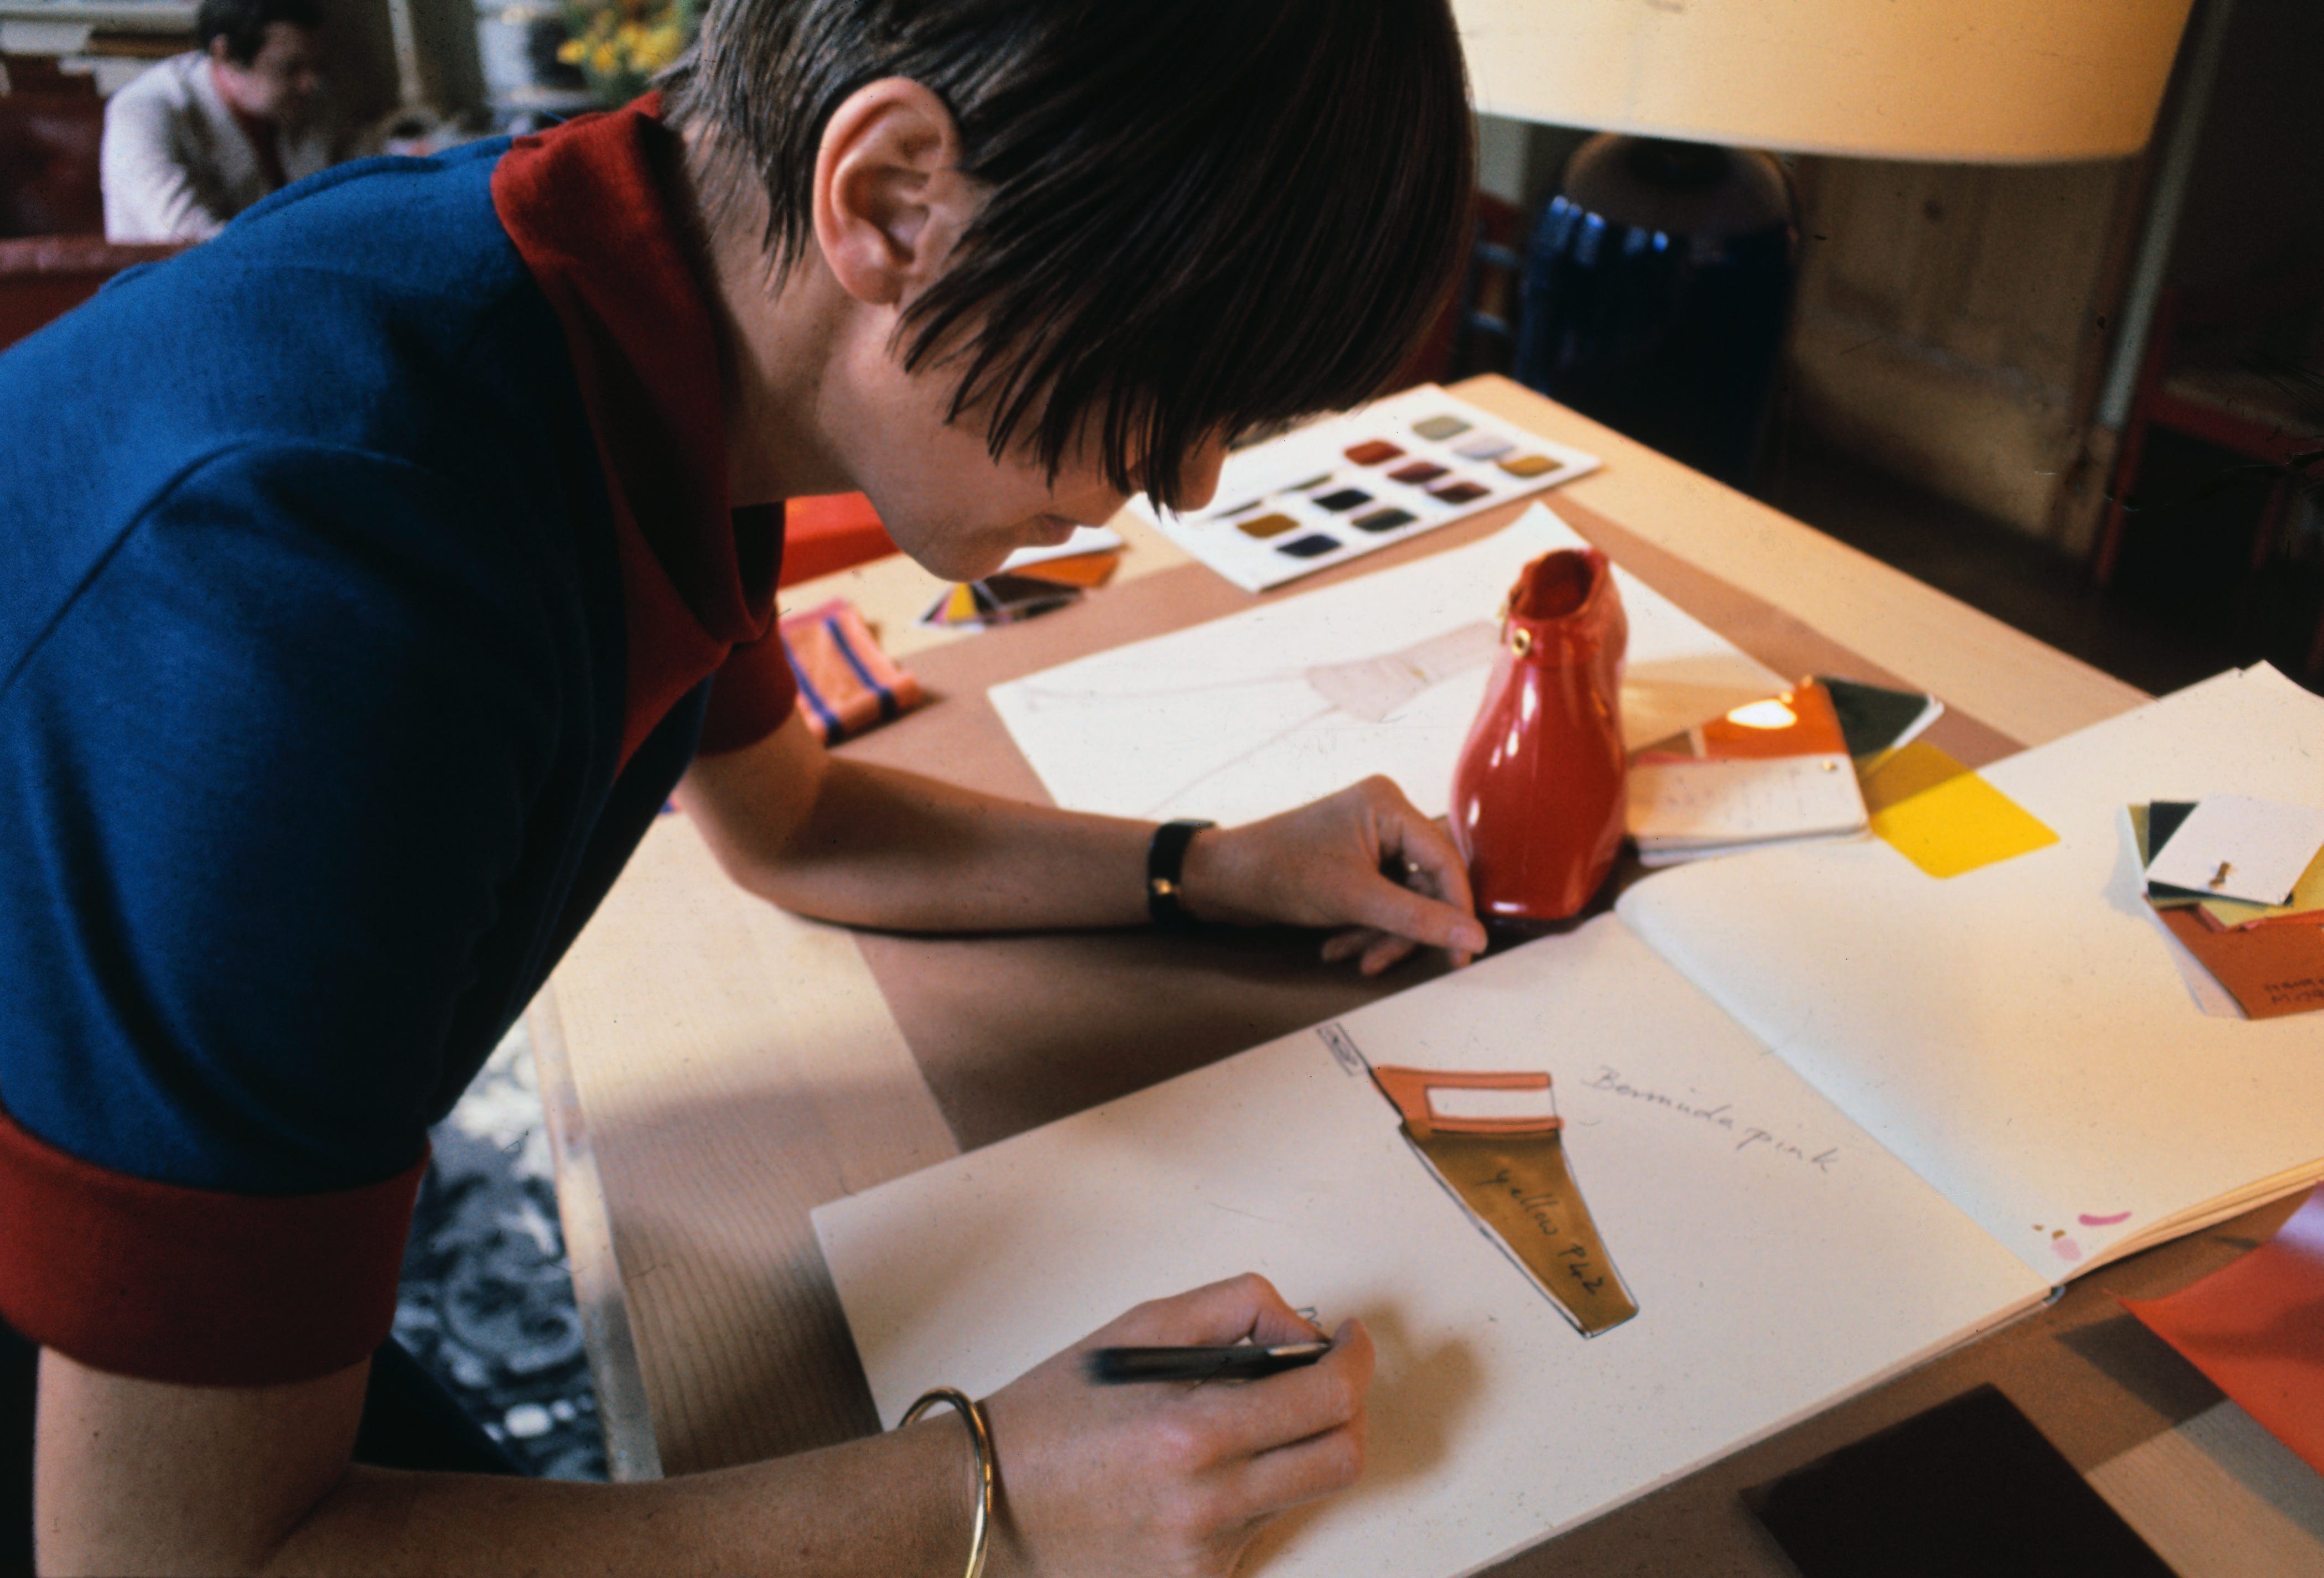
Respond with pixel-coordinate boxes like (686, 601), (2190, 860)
(817, 651), (2323, 1574)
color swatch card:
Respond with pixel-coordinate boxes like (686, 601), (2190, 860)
(1133, 385), (1599, 592)
(2144, 794), (2324, 907)
(1820, 676), (1943, 767)
(1629, 681), (1870, 864)
(2136, 798), (2324, 1019)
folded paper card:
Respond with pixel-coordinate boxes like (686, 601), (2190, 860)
(921, 526), (1126, 630)
(2119, 1186), (2324, 1477)
(1628, 681), (1869, 864)
(2146, 794), (2324, 907)
(1819, 676), (1943, 768)
(919, 572), (1084, 630)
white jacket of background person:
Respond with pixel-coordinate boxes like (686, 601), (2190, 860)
(101, 52), (334, 242)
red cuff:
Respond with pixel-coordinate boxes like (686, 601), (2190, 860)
(696, 627), (801, 755)
(0, 1103), (425, 1385)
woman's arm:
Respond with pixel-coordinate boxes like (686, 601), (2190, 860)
(38, 1275), (1368, 1577)
(679, 710), (1486, 973)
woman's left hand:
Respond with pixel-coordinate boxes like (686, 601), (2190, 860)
(1176, 776), (1486, 975)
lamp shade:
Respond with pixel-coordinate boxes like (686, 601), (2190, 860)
(1458, 0), (2197, 163)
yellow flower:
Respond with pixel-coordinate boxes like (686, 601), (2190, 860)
(635, 23), (682, 67)
(556, 35), (585, 63)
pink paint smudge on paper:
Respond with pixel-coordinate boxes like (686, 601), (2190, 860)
(2079, 1210), (2133, 1227)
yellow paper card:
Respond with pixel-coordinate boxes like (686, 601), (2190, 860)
(1863, 741), (2059, 879)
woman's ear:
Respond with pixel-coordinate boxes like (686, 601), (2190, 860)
(812, 78), (979, 308)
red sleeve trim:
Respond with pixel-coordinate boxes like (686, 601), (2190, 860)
(0, 1102), (424, 1386)
(697, 626), (801, 755)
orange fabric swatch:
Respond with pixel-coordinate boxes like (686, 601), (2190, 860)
(2119, 1187), (2324, 1477)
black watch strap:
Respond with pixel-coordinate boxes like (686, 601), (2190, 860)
(1147, 819), (1215, 930)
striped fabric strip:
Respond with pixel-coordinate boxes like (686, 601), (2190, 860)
(779, 598), (923, 744)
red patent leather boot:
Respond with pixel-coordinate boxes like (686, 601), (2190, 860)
(1450, 547), (1628, 924)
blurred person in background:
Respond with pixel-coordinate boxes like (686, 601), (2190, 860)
(100, 0), (338, 242)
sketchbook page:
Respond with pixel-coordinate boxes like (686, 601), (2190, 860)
(815, 916), (2045, 1578)
(1618, 665), (2324, 1284)
(990, 503), (1783, 825)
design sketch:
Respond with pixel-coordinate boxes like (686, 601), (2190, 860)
(1365, 1050), (1641, 1337)
(1005, 622), (1501, 816)
(1304, 622), (1500, 722)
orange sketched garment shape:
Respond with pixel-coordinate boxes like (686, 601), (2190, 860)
(1372, 1066), (1639, 1337)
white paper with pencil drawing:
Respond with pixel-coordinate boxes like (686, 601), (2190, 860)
(990, 504), (1786, 827)
(814, 920), (2047, 1578)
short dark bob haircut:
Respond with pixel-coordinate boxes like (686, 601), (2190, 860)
(198, 0), (323, 63)
(663, 0), (1473, 510)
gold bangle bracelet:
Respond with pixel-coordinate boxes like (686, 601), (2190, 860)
(900, 1387), (994, 1578)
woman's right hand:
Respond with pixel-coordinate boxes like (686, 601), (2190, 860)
(977, 1273), (1373, 1578)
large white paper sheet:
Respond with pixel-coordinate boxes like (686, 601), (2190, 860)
(816, 918), (2045, 1578)
(992, 505), (1785, 826)
(1619, 665), (2324, 1281)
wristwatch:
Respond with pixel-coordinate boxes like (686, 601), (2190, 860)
(1146, 819), (1215, 930)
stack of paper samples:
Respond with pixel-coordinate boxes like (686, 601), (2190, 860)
(1626, 679), (1870, 865)
(2137, 793), (2324, 1019)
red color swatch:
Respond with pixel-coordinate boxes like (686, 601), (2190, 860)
(2118, 1186), (2324, 1476)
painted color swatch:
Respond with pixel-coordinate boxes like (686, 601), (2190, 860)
(1132, 385), (1600, 592)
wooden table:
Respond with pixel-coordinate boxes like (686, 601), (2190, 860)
(528, 377), (2324, 1572)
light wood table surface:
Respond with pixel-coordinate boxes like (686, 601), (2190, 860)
(527, 376), (2324, 1570)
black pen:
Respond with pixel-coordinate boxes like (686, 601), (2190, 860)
(1085, 1341), (1331, 1385)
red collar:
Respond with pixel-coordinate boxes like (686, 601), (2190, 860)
(492, 96), (782, 767)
